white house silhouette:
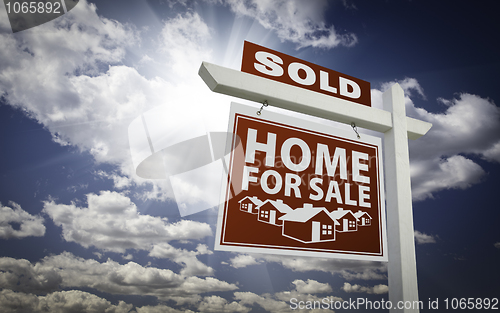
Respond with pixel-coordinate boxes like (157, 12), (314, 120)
(353, 210), (372, 226)
(238, 196), (263, 214)
(257, 199), (293, 226)
(279, 203), (339, 243)
(329, 208), (358, 232)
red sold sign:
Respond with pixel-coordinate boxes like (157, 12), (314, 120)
(241, 41), (371, 107)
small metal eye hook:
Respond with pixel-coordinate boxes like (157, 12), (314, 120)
(351, 122), (361, 139)
(256, 100), (268, 116)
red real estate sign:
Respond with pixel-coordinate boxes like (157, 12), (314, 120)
(215, 103), (387, 261)
(241, 41), (371, 107)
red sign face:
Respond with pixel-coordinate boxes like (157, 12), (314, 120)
(241, 41), (371, 107)
(215, 103), (386, 261)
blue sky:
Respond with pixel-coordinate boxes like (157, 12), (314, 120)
(0, 0), (499, 312)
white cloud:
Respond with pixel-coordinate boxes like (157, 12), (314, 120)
(414, 231), (437, 244)
(482, 142), (500, 163)
(0, 0), (152, 175)
(342, 282), (388, 294)
(292, 279), (332, 294)
(494, 242), (500, 249)
(96, 170), (134, 189)
(0, 265), (340, 312)
(410, 93), (500, 162)
(0, 257), (62, 294)
(0, 289), (228, 313)
(0, 289), (134, 313)
(408, 92), (500, 200)
(0, 0), (138, 118)
(123, 254), (134, 260)
(228, 254), (262, 268)
(411, 155), (485, 201)
(225, 0), (357, 49)
(0, 289), (256, 313)
(0, 202), (45, 239)
(0, 252), (238, 304)
(43, 191), (212, 253)
(341, 0), (357, 10)
(197, 295), (251, 313)
(159, 12), (212, 79)
(222, 278), (338, 312)
(149, 243), (214, 276)
(234, 291), (292, 313)
(0, 0), (135, 81)
(136, 305), (195, 313)
(0, 2), (231, 206)
(275, 281), (341, 308)
(372, 79), (500, 201)
(43, 191), (214, 276)
(228, 254), (386, 280)
(380, 77), (426, 101)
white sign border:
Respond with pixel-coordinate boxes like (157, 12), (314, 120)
(214, 102), (388, 262)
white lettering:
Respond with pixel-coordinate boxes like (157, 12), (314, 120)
(288, 62), (315, 86)
(359, 185), (371, 208)
(245, 128), (276, 167)
(320, 70), (337, 94)
(281, 137), (311, 172)
(284, 173), (301, 198)
(339, 76), (361, 99)
(344, 183), (357, 206)
(242, 166), (258, 191)
(315, 144), (347, 180)
(254, 51), (284, 77)
(309, 177), (323, 201)
(352, 151), (370, 183)
(325, 180), (342, 204)
(261, 170), (282, 194)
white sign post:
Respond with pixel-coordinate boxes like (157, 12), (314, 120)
(383, 85), (420, 312)
(199, 61), (431, 312)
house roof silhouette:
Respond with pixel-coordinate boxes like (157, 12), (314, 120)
(258, 199), (293, 214)
(279, 204), (339, 224)
(238, 196), (263, 206)
(353, 210), (372, 219)
(329, 208), (358, 221)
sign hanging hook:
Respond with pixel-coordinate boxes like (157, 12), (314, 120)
(256, 100), (268, 116)
(351, 122), (361, 139)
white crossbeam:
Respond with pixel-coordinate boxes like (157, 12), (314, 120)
(199, 62), (432, 139)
